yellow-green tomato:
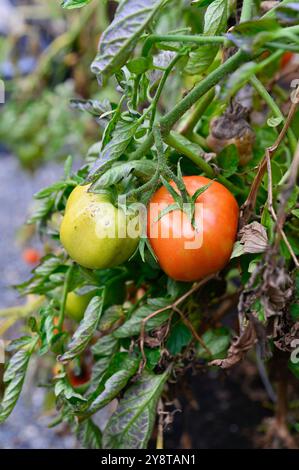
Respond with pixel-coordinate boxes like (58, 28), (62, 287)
(65, 291), (93, 322)
(60, 184), (139, 269)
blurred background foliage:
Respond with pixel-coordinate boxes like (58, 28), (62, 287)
(0, 0), (118, 169)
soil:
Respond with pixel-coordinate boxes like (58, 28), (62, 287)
(164, 366), (272, 449)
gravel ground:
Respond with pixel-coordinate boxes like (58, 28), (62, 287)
(0, 152), (77, 448)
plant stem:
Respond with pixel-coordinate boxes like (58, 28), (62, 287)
(150, 53), (182, 128)
(132, 50), (249, 160)
(250, 76), (282, 118)
(180, 87), (215, 137)
(189, 132), (209, 150)
(165, 131), (246, 195)
(250, 76), (297, 154)
(165, 132), (214, 177)
(241, 87), (299, 225)
(142, 34), (225, 57)
(161, 50), (249, 133)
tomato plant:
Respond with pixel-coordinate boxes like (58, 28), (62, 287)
(1, 0), (299, 451)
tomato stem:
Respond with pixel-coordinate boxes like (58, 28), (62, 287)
(132, 50), (249, 161)
(142, 34), (226, 57)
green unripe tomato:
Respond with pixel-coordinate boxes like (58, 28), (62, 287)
(65, 291), (94, 322)
(60, 184), (139, 270)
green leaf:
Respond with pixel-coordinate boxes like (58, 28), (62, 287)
(91, 334), (119, 358)
(59, 295), (104, 363)
(64, 155), (73, 178)
(76, 419), (102, 449)
(91, 0), (166, 84)
(186, 0), (228, 75)
(62, 0), (92, 9)
(88, 356), (114, 395)
(113, 298), (171, 338)
(0, 346), (33, 422)
(192, 0), (216, 6)
(17, 254), (67, 296)
(289, 359), (299, 380)
(226, 19), (280, 53)
(127, 57), (153, 74)
(92, 160), (156, 189)
(166, 322), (192, 355)
(102, 370), (169, 449)
(87, 353), (140, 414)
(290, 303), (299, 321)
(197, 327), (231, 359)
(54, 376), (87, 404)
(217, 144), (239, 177)
(90, 115), (140, 175)
(230, 241), (245, 259)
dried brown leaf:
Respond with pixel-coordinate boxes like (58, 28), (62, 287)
(239, 221), (268, 254)
(209, 321), (256, 369)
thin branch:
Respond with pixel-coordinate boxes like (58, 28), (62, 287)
(139, 274), (216, 365)
(266, 150), (299, 267)
(241, 86), (299, 226)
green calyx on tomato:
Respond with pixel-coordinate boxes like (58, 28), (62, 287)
(60, 184), (140, 270)
(147, 176), (239, 282)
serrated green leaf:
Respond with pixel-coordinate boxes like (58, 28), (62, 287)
(186, 0), (228, 75)
(102, 370), (169, 449)
(76, 419), (102, 449)
(91, 334), (119, 357)
(90, 116), (140, 175)
(87, 353), (140, 414)
(113, 298), (171, 338)
(91, 0), (166, 84)
(0, 346), (33, 422)
(92, 160), (156, 189)
(59, 295), (104, 362)
(54, 377), (87, 403)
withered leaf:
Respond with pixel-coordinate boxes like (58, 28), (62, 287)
(209, 321), (256, 369)
(239, 221), (268, 254)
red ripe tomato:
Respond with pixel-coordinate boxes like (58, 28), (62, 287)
(147, 176), (239, 282)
